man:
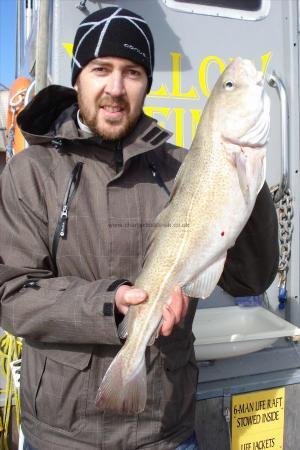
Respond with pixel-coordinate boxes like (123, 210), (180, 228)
(0, 6), (278, 450)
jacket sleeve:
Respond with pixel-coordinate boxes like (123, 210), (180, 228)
(218, 182), (279, 296)
(0, 162), (126, 345)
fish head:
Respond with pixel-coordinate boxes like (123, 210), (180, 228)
(210, 57), (270, 148)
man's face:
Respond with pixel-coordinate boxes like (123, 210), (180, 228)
(75, 57), (148, 141)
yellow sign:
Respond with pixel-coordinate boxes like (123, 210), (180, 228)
(231, 388), (285, 450)
(63, 44), (272, 147)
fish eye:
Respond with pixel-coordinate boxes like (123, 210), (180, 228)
(224, 80), (234, 91)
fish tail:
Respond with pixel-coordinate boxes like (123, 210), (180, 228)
(95, 346), (147, 415)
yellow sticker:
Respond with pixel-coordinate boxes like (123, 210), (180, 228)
(231, 388), (285, 450)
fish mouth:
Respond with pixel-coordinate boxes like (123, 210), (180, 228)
(223, 91), (270, 148)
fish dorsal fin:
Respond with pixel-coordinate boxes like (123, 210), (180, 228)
(183, 254), (227, 299)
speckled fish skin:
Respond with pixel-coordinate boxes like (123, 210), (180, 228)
(95, 58), (270, 414)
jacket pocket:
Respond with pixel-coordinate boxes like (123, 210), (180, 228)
(159, 335), (195, 371)
(35, 277), (70, 291)
(20, 344), (47, 420)
(158, 336), (199, 432)
(24, 342), (92, 436)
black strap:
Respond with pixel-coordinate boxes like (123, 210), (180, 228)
(115, 141), (123, 173)
(107, 279), (132, 291)
(146, 153), (171, 197)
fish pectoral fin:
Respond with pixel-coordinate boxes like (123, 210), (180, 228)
(235, 147), (266, 206)
(95, 347), (147, 414)
(183, 254), (226, 299)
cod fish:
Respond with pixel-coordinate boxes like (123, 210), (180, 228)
(95, 57), (270, 414)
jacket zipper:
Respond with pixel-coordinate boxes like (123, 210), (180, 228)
(146, 153), (171, 196)
(52, 162), (83, 269)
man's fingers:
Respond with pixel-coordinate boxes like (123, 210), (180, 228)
(124, 288), (148, 305)
(182, 292), (189, 318)
(161, 304), (176, 336)
(160, 287), (190, 336)
(169, 286), (185, 324)
(115, 285), (148, 315)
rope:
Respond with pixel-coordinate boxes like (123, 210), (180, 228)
(9, 89), (27, 109)
(0, 332), (22, 450)
(24, 80), (35, 106)
(6, 88), (28, 159)
(6, 124), (15, 159)
(270, 183), (294, 309)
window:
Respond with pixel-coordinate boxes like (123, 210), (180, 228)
(173, 0), (262, 11)
(162, 0), (270, 20)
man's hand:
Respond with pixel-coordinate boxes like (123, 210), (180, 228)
(115, 285), (148, 316)
(115, 285), (189, 336)
(161, 286), (189, 336)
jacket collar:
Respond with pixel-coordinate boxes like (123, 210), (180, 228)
(17, 84), (172, 163)
(122, 114), (172, 164)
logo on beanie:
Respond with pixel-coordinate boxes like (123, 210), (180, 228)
(124, 44), (147, 60)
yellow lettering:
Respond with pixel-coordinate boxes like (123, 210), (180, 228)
(143, 106), (171, 130)
(62, 43), (272, 104)
(150, 52), (199, 99)
(172, 108), (185, 147)
(190, 109), (202, 139)
(144, 107), (203, 147)
(148, 85), (170, 97)
(170, 52), (198, 99)
(150, 52), (199, 98)
(199, 56), (226, 97)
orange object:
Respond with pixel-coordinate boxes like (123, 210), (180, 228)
(5, 77), (31, 157)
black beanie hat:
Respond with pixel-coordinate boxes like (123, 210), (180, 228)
(71, 6), (155, 92)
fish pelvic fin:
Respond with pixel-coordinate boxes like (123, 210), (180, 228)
(95, 347), (147, 415)
(183, 254), (227, 299)
(117, 314), (129, 339)
(147, 317), (163, 346)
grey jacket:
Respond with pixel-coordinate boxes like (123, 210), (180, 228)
(0, 85), (279, 449)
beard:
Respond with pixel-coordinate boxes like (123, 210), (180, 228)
(77, 91), (144, 141)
